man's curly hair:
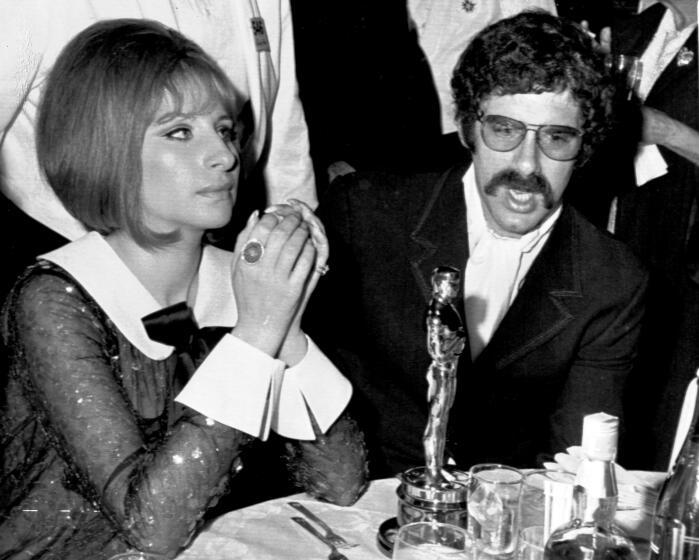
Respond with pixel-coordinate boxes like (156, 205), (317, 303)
(451, 10), (614, 165)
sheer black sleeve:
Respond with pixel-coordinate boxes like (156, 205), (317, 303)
(2, 266), (251, 556)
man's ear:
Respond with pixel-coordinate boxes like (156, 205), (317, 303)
(456, 124), (474, 152)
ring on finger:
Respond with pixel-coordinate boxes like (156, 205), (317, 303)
(315, 264), (330, 276)
(242, 239), (265, 265)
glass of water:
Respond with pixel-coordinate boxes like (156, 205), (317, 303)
(393, 521), (471, 559)
(467, 464), (523, 557)
(605, 54), (643, 100)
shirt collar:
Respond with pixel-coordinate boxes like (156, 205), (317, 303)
(639, 0), (661, 11)
(639, 1), (698, 30)
(463, 165), (562, 254)
(39, 232), (237, 360)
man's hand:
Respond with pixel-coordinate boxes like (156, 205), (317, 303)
(580, 20), (611, 54)
(642, 106), (699, 167)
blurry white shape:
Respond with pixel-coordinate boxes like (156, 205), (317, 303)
(669, 368), (699, 471)
(634, 143), (668, 187)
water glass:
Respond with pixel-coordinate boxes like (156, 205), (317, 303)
(521, 470), (576, 539)
(606, 54), (643, 100)
(467, 464), (523, 557)
(393, 521), (471, 559)
(518, 526), (546, 560)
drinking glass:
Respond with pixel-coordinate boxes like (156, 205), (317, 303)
(521, 470), (576, 539)
(467, 464), (523, 557)
(393, 521), (471, 559)
(518, 526), (546, 560)
(606, 54), (643, 100)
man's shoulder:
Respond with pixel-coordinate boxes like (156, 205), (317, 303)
(568, 207), (647, 284)
(321, 164), (467, 222)
(326, 167), (449, 202)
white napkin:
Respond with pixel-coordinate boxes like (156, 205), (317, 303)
(669, 369), (699, 470)
(634, 143), (668, 187)
(543, 446), (664, 514)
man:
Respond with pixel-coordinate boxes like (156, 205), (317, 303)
(307, 10), (648, 477)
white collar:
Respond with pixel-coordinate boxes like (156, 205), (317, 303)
(39, 232), (237, 360)
(639, 1), (698, 30)
(639, 0), (661, 11)
(463, 165), (562, 254)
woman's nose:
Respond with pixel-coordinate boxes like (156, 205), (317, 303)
(207, 136), (238, 171)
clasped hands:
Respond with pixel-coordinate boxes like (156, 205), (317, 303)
(231, 199), (328, 365)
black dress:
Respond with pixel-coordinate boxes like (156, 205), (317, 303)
(0, 239), (367, 559)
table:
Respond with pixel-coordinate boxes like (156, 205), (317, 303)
(178, 478), (401, 559)
(178, 473), (661, 559)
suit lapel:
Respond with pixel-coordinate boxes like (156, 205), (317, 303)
(409, 163), (470, 304)
(647, 28), (698, 102)
(477, 206), (582, 370)
(614, 4), (665, 56)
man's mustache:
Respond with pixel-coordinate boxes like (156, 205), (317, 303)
(483, 169), (555, 209)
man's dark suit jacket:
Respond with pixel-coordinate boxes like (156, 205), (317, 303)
(307, 163), (648, 478)
(611, 4), (699, 470)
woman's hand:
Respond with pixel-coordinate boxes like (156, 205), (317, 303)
(231, 204), (316, 358)
(266, 199), (330, 366)
(230, 200), (328, 363)
(642, 106), (699, 166)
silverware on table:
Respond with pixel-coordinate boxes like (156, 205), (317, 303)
(287, 501), (356, 548)
(291, 516), (349, 560)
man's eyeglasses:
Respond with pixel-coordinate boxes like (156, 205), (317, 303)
(477, 113), (583, 161)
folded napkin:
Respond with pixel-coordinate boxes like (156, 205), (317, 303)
(543, 446), (665, 514)
(634, 143), (668, 187)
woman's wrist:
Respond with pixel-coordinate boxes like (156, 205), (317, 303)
(279, 329), (308, 367)
(231, 320), (286, 359)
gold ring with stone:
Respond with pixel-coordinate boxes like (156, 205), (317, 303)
(241, 239), (264, 264)
(316, 264), (330, 276)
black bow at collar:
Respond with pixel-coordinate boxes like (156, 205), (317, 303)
(142, 302), (201, 383)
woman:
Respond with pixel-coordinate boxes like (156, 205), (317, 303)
(0, 19), (366, 559)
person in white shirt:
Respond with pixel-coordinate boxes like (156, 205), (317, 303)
(607, 0), (699, 470)
(407, 0), (558, 138)
(0, 20), (366, 559)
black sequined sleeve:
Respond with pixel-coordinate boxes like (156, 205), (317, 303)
(2, 266), (251, 556)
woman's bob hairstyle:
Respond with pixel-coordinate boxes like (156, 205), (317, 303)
(37, 18), (241, 248)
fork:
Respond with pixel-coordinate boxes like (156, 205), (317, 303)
(288, 501), (356, 548)
(291, 516), (349, 560)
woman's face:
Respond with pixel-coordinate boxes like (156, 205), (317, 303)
(140, 87), (240, 240)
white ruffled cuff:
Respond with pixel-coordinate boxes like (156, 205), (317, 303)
(272, 337), (352, 440)
(175, 334), (352, 441)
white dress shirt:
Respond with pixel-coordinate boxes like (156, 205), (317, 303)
(40, 232), (351, 441)
(462, 166), (562, 359)
(407, 0), (557, 134)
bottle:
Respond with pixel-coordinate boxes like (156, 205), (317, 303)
(649, 389), (699, 560)
(544, 412), (638, 560)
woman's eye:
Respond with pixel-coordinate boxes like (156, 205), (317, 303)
(166, 127), (192, 140)
(218, 125), (237, 143)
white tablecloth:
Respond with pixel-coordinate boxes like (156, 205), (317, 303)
(178, 472), (662, 559)
(178, 478), (401, 559)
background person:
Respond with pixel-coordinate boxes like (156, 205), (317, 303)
(607, 0), (699, 470)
